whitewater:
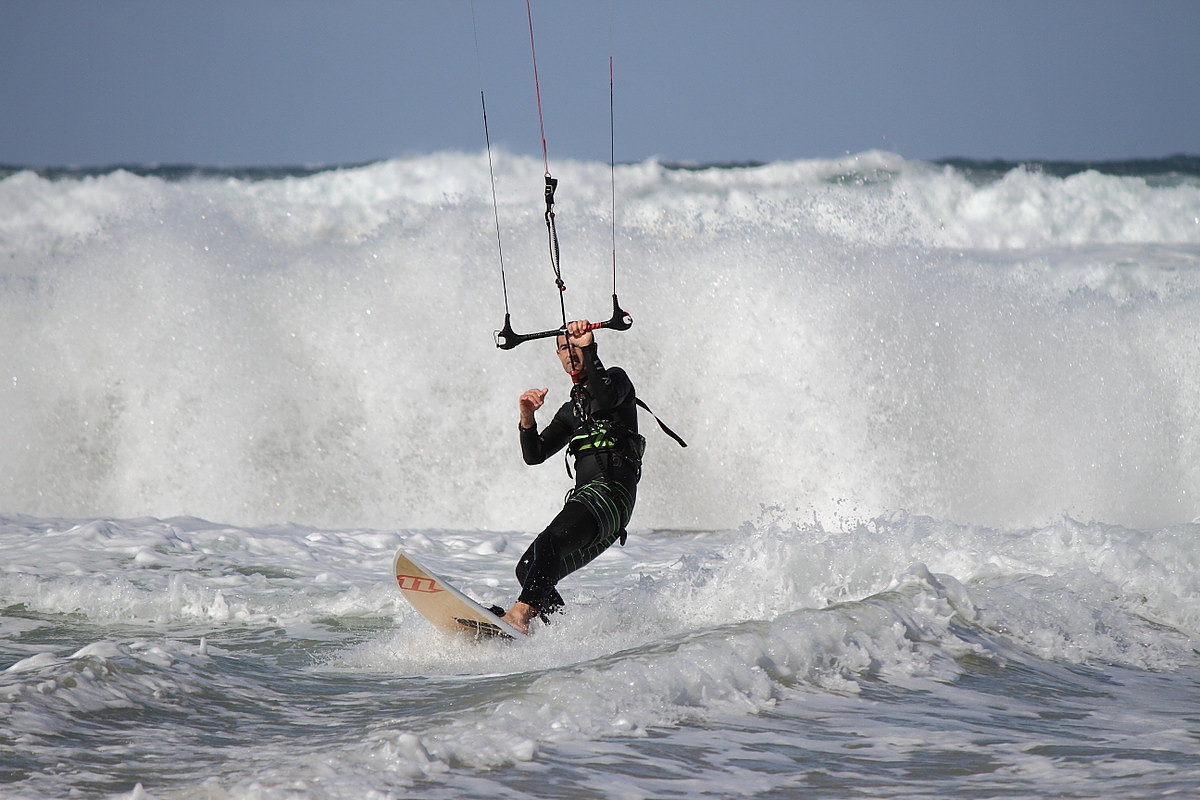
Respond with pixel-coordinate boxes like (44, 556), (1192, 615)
(2, 151), (1199, 798)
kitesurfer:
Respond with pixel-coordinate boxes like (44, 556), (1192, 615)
(502, 319), (643, 634)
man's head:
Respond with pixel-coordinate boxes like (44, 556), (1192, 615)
(556, 334), (584, 377)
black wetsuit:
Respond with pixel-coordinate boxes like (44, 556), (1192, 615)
(516, 342), (643, 615)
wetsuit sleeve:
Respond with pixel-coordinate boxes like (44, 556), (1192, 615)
(520, 402), (573, 465)
(580, 344), (633, 412)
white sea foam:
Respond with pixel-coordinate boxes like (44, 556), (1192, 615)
(2, 153), (1199, 533)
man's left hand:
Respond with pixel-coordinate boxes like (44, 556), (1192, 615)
(565, 319), (594, 348)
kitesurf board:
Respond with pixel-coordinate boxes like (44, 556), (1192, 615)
(393, 548), (527, 641)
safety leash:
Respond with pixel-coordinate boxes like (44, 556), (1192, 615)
(635, 398), (688, 448)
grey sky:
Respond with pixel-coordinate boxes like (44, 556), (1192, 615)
(3, 0), (1197, 167)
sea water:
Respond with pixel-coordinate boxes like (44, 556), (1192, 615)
(1, 152), (1199, 798)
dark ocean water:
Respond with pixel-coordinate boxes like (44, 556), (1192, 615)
(4, 153), (1198, 183)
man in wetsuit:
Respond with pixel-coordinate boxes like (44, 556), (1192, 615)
(502, 319), (644, 634)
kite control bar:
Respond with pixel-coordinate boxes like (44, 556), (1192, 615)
(494, 294), (633, 350)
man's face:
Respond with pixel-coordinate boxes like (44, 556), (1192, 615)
(556, 335), (583, 375)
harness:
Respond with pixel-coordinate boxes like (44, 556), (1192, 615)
(563, 382), (645, 481)
(560, 381), (686, 549)
(568, 418), (646, 463)
(564, 378), (686, 476)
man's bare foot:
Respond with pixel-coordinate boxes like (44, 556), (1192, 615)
(501, 601), (537, 635)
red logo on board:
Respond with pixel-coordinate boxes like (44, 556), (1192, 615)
(396, 573), (443, 594)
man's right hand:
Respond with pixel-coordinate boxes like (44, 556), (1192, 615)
(519, 388), (548, 429)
